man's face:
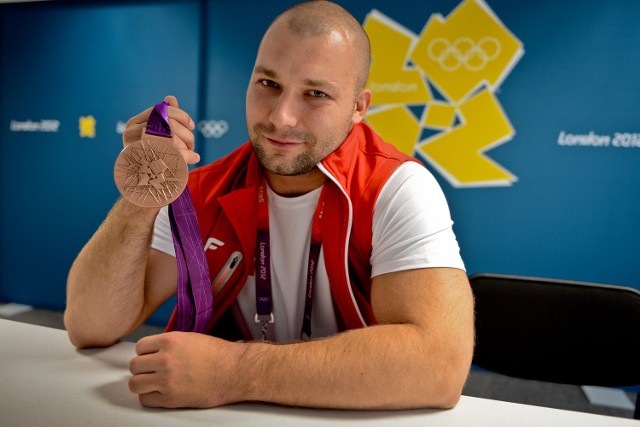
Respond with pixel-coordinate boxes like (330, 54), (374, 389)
(246, 22), (365, 176)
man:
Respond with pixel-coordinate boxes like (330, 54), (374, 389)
(65, 0), (474, 410)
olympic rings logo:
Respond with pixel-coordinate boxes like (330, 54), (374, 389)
(427, 37), (501, 72)
(197, 120), (229, 139)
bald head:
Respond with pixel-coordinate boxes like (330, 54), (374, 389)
(267, 1), (371, 93)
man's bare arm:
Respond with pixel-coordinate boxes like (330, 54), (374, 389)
(64, 200), (177, 347)
(244, 267), (474, 409)
(65, 96), (197, 348)
(129, 267), (474, 409)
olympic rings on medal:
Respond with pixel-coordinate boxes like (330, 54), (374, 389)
(427, 37), (501, 72)
(197, 120), (229, 139)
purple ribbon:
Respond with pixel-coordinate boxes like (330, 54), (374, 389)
(148, 101), (212, 333)
(300, 242), (321, 340)
(255, 229), (272, 321)
(146, 101), (173, 138)
(169, 189), (212, 332)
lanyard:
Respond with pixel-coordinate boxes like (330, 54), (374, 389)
(146, 101), (212, 333)
(254, 178), (327, 341)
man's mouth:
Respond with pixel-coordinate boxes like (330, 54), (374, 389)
(265, 136), (304, 148)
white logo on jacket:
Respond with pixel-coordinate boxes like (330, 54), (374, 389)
(205, 237), (225, 251)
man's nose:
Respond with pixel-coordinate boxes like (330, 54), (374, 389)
(269, 92), (299, 129)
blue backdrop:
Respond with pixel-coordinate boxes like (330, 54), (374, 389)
(1, 0), (638, 325)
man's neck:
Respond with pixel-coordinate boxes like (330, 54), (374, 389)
(265, 167), (327, 197)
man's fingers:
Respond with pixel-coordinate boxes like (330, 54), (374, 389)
(179, 148), (201, 165)
(121, 98), (200, 164)
(122, 107), (153, 146)
(164, 95), (179, 109)
(138, 392), (167, 408)
(122, 123), (145, 147)
(129, 353), (157, 375)
(170, 119), (196, 150)
(125, 107), (154, 128)
(129, 373), (162, 396)
(135, 334), (165, 356)
(167, 106), (195, 133)
(124, 98), (194, 135)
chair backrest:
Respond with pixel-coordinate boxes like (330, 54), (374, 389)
(470, 273), (640, 387)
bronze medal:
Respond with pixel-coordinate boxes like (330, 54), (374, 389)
(114, 135), (188, 207)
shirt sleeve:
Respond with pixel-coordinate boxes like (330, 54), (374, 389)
(151, 206), (176, 257)
(371, 161), (465, 277)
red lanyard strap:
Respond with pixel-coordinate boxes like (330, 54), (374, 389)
(254, 178), (327, 340)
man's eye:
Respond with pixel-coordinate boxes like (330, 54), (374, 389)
(261, 79), (278, 89)
(310, 90), (327, 98)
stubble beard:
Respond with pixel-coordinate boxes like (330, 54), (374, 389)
(249, 118), (354, 176)
(249, 122), (319, 176)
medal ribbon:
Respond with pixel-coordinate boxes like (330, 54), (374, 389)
(148, 101), (212, 333)
(255, 178), (326, 340)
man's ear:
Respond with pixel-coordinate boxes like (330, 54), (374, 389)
(352, 89), (372, 124)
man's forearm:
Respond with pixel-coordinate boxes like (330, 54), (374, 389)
(127, 269), (474, 410)
(239, 323), (473, 410)
(65, 199), (160, 347)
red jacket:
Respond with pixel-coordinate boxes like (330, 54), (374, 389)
(166, 122), (418, 334)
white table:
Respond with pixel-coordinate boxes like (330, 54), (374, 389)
(1, 319), (637, 426)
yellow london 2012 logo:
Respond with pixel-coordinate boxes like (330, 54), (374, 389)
(364, 0), (523, 187)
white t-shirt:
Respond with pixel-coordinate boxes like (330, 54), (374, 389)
(151, 161), (464, 342)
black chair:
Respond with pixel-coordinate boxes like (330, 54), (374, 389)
(470, 273), (640, 419)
